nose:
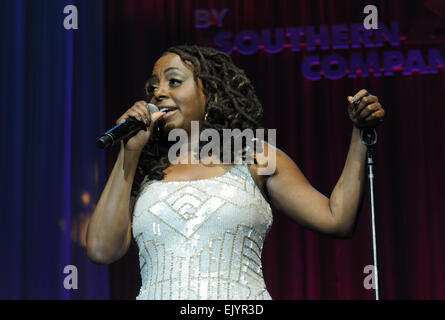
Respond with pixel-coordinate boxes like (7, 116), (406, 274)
(154, 83), (168, 102)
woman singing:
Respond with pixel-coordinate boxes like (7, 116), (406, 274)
(86, 45), (385, 299)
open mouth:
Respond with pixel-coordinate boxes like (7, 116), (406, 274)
(159, 106), (178, 118)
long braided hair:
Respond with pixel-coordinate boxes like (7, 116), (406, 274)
(131, 45), (264, 197)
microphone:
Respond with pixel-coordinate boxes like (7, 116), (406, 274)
(96, 103), (160, 149)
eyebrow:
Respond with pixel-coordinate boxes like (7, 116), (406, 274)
(165, 67), (184, 74)
(150, 67), (185, 81)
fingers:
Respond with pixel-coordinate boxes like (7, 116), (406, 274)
(351, 89), (369, 105)
(347, 89), (369, 116)
(357, 101), (380, 120)
(353, 95), (378, 119)
(133, 101), (151, 124)
(150, 111), (166, 123)
(347, 89), (385, 128)
(364, 108), (385, 122)
(116, 101), (154, 125)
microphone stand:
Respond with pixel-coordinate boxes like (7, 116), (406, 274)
(360, 127), (380, 300)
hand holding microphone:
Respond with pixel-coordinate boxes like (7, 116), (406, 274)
(97, 101), (165, 151)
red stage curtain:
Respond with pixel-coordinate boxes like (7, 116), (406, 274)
(104, 0), (445, 299)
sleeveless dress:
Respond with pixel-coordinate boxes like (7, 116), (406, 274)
(132, 164), (273, 300)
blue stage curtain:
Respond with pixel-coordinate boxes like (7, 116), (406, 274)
(0, 0), (108, 299)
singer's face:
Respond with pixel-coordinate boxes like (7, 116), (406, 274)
(148, 53), (206, 133)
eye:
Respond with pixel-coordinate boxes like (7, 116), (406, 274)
(169, 79), (182, 87)
(147, 85), (158, 93)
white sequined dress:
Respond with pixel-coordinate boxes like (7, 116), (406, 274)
(132, 164), (273, 300)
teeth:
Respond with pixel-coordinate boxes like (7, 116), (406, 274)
(160, 107), (175, 113)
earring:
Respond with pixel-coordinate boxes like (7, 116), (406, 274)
(205, 113), (208, 121)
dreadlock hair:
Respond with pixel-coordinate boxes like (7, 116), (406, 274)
(131, 45), (264, 197)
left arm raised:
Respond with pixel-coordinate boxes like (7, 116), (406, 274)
(326, 126), (367, 236)
(259, 89), (384, 238)
(261, 133), (365, 239)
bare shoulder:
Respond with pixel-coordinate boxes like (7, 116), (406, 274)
(248, 140), (295, 174)
(248, 141), (294, 201)
(248, 140), (315, 202)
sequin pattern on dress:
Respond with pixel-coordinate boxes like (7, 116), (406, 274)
(132, 164), (273, 300)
